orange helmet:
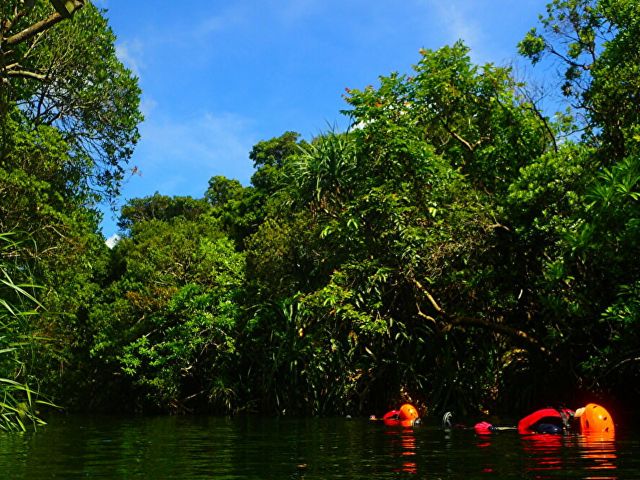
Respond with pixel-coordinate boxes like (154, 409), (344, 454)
(398, 403), (419, 421)
(574, 403), (615, 437)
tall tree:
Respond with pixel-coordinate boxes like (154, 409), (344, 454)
(519, 0), (640, 403)
(1, 0), (142, 201)
(0, 0), (143, 412)
(88, 208), (245, 413)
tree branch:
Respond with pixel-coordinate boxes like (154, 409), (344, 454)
(547, 45), (591, 71)
(411, 277), (445, 314)
(4, 69), (47, 81)
(604, 355), (640, 376)
(450, 130), (476, 152)
(416, 302), (437, 325)
(4, 69), (46, 81)
(5, 11), (65, 47)
(4, 1), (86, 47)
(445, 316), (559, 362)
(409, 275), (556, 361)
(523, 95), (558, 153)
(438, 119), (485, 153)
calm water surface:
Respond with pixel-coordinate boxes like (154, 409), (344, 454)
(1, 415), (639, 479)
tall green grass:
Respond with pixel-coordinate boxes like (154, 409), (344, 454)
(0, 232), (51, 432)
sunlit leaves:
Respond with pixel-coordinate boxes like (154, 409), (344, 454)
(88, 215), (245, 413)
(0, 232), (50, 431)
(2, 1), (143, 200)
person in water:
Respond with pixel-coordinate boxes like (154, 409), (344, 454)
(444, 403), (614, 437)
(371, 403), (421, 426)
(516, 403), (615, 436)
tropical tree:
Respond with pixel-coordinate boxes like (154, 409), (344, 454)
(86, 198), (245, 413)
(516, 0), (640, 404)
(236, 42), (563, 415)
(0, 0), (143, 413)
(1, 0), (142, 200)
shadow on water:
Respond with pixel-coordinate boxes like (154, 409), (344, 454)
(1, 415), (640, 479)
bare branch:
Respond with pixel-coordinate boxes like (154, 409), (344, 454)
(445, 316), (559, 362)
(411, 277), (445, 314)
(409, 273), (556, 361)
(450, 130), (476, 152)
(519, 92), (559, 153)
(547, 45), (592, 71)
(415, 302), (437, 324)
(487, 222), (511, 232)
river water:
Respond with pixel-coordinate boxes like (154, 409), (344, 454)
(1, 415), (639, 479)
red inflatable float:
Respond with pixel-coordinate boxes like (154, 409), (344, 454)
(471, 403), (614, 437)
(374, 403), (420, 427)
(517, 407), (574, 435)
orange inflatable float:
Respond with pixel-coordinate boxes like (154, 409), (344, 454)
(469, 403), (615, 438)
(377, 403), (420, 427)
(573, 403), (615, 438)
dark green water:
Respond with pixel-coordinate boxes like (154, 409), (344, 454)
(1, 415), (639, 479)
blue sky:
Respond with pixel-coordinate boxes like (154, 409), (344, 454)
(98, 0), (548, 237)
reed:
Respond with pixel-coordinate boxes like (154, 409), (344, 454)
(0, 232), (50, 432)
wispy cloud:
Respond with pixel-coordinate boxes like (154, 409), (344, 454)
(418, 0), (536, 63)
(115, 39), (145, 77)
(139, 96), (157, 119)
(125, 111), (257, 199)
(274, 0), (323, 25)
(192, 4), (252, 40)
(426, 0), (482, 45)
(193, 0), (323, 40)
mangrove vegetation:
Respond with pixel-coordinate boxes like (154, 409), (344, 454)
(2, 0), (640, 428)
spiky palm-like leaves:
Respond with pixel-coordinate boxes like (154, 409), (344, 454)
(0, 232), (51, 432)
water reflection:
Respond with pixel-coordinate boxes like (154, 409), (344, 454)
(520, 433), (618, 479)
(1, 416), (638, 479)
(398, 427), (418, 474)
(383, 425), (418, 474)
(468, 428), (620, 479)
(576, 435), (617, 479)
(521, 433), (565, 474)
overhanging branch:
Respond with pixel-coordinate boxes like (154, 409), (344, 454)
(4, 1), (85, 47)
(5, 12), (65, 46)
(4, 69), (47, 81)
(410, 275), (557, 361)
(410, 277), (444, 314)
(445, 316), (559, 362)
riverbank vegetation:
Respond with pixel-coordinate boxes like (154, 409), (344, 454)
(2, 0), (640, 424)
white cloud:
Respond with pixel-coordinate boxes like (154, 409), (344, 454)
(142, 112), (253, 166)
(140, 96), (157, 118)
(419, 0), (502, 63)
(427, 0), (482, 45)
(193, 5), (251, 39)
(127, 111), (257, 197)
(115, 39), (145, 77)
(192, 1), (323, 40)
(416, 0), (542, 64)
(105, 233), (121, 249)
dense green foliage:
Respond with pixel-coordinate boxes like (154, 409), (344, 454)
(1, 1), (140, 425)
(2, 0), (640, 423)
(0, 232), (50, 431)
